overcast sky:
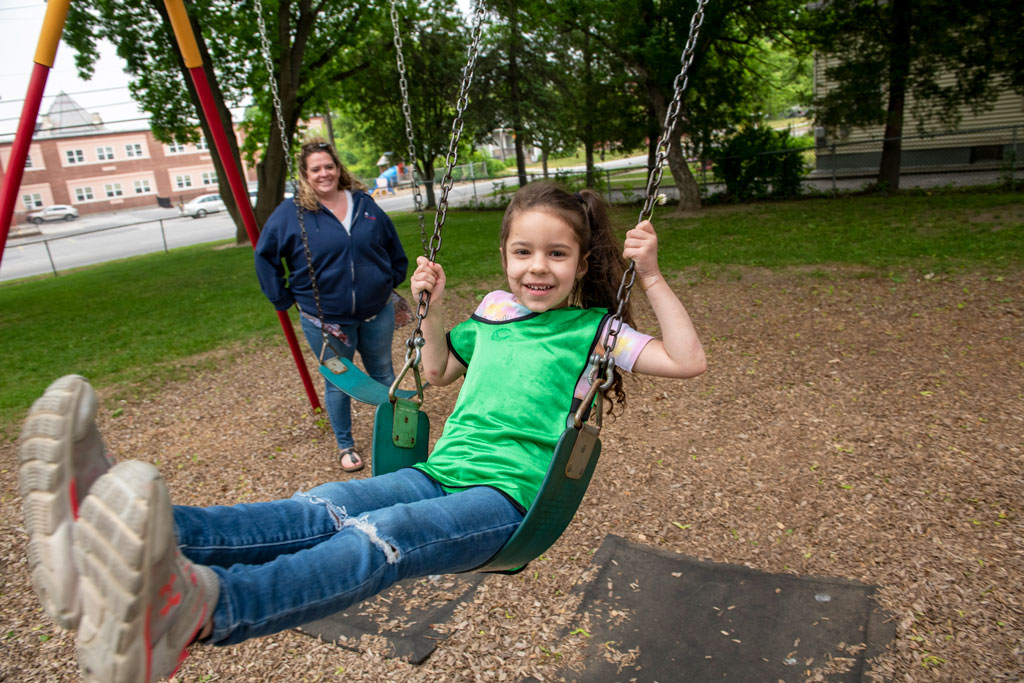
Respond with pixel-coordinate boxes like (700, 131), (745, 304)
(0, 0), (477, 141)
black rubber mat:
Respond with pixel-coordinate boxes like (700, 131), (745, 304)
(556, 535), (895, 682)
(296, 572), (486, 664)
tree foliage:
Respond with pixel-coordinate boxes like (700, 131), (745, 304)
(334, 0), (475, 208)
(63, 0), (389, 238)
(580, 0), (806, 212)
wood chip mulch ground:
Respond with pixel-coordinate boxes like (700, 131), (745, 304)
(1, 267), (1021, 682)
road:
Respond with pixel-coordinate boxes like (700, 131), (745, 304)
(11, 153), (1000, 283)
(0, 169), (601, 283)
(1, 208), (237, 282)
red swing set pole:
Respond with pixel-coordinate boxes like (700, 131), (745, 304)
(163, 0), (322, 413)
(0, 0), (70, 272)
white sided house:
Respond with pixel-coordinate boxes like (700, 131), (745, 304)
(812, 56), (1024, 179)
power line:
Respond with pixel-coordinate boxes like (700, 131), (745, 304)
(0, 115), (155, 140)
(1, 85), (132, 106)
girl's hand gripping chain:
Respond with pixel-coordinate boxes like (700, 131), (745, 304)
(625, 221), (708, 380)
(410, 256), (466, 386)
(410, 255), (447, 307)
(623, 220), (663, 290)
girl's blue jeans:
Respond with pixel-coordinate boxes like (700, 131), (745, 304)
(299, 300), (396, 451)
(173, 468), (523, 645)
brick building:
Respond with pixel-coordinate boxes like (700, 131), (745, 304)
(0, 92), (256, 222)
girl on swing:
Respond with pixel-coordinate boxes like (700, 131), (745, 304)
(18, 181), (705, 682)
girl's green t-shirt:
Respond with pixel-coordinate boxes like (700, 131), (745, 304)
(413, 298), (609, 511)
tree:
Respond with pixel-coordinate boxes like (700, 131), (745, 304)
(64, 0), (386, 242)
(335, 0), (476, 209)
(472, 0), (555, 188)
(65, 0), (252, 243)
(585, 0), (805, 213)
(808, 0), (1024, 191)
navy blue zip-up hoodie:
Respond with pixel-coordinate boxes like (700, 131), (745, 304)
(254, 191), (408, 324)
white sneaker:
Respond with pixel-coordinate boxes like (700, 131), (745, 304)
(18, 375), (114, 629)
(74, 460), (219, 683)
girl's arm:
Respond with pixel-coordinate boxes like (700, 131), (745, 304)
(624, 221), (707, 379)
(409, 256), (467, 386)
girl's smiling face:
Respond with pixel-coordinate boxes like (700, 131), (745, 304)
(503, 209), (588, 312)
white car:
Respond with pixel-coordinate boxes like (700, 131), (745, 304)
(180, 193), (225, 218)
(28, 205), (79, 224)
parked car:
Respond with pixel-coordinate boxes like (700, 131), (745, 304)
(180, 193), (225, 218)
(28, 205), (78, 224)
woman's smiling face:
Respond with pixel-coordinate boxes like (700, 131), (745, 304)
(303, 151), (340, 197)
(502, 209), (588, 312)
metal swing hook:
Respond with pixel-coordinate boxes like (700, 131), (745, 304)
(389, 336), (425, 405)
(573, 355), (616, 430)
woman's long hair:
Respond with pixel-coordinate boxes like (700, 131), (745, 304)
(295, 138), (366, 211)
(500, 180), (635, 411)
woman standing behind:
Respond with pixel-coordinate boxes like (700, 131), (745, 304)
(255, 139), (409, 472)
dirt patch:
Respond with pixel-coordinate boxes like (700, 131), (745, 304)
(1, 268), (1021, 681)
(964, 202), (1024, 229)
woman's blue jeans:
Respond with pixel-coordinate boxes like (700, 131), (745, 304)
(299, 300), (396, 451)
(174, 468), (523, 645)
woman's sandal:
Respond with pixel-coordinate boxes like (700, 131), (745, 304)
(339, 447), (364, 473)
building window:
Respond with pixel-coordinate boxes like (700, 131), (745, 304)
(202, 171), (218, 185)
(25, 154), (33, 168)
(134, 179), (152, 194)
(75, 187), (95, 202)
(22, 193), (43, 209)
(175, 175), (193, 189)
(167, 142), (187, 154)
(105, 183), (124, 198)
(65, 149), (85, 164)
(125, 143), (144, 158)
(195, 139), (209, 151)
(97, 146), (115, 161)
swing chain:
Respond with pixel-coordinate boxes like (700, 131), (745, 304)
(637, 0), (707, 226)
(407, 1), (486, 335)
(590, 0), (708, 407)
(389, 0), (428, 254)
(255, 0), (354, 352)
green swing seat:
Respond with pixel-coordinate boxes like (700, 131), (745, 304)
(319, 356), (422, 406)
(371, 400), (602, 573)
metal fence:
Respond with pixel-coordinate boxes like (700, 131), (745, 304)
(440, 123), (1024, 205)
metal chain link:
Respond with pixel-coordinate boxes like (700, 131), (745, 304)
(254, 0), (354, 352)
(389, 0), (428, 254)
(594, 0), (708, 384)
(405, 2), (487, 351)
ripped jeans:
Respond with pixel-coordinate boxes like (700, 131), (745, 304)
(172, 468), (523, 645)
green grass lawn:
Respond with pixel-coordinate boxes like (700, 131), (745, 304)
(1, 190), (1020, 437)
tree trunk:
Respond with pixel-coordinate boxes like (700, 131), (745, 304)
(423, 157), (437, 210)
(877, 0), (913, 192)
(254, 2), (306, 231)
(507, 3), (529, 188)
(645, 78), (700, 213)
(646, 109), (659, 180)
(582, 30), (596, 188)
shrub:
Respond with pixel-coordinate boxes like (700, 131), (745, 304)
(711, 126), (807, 201)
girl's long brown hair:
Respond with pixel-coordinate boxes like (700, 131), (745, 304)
(500, 181), (635, 411)
(295, 138), (366, 211)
